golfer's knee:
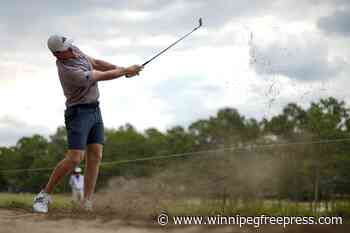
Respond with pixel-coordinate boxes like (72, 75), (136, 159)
(87, 144), (103, 162)
(88, 151), (102, 162)
(65, 150), (84, 166)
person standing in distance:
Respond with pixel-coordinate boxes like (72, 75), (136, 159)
(69, 167), (84, 204)
(33, 35), (143, 213)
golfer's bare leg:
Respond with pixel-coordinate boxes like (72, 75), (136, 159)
(44, 150), (84, 194)
(84, 143), (103, 201)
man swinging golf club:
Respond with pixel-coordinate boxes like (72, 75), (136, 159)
(33, 35), (143, 213)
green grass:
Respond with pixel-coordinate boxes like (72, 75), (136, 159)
(0, 193), (73, 210)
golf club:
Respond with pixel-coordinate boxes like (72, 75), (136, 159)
(142, 18), (203, 67)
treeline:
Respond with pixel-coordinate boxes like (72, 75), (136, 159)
(0, 97), (350, 202)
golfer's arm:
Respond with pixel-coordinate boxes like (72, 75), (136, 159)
(88, 57), (118, 71)
(91, 68), (127, 82)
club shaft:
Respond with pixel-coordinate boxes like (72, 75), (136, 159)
(142, 26), (200, 66)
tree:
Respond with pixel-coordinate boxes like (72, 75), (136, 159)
(305, 97), (350, 205)
(165, 126), (195, 154)
(265, 103), (307, 139)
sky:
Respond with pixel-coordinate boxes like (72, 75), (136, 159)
(0, 0), (349, 146)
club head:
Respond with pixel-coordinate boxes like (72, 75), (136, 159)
(199, 18), (203, 27)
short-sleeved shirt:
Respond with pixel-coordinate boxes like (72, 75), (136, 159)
(56, 46), (99, 107)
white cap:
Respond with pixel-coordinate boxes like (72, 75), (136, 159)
(74, 167), (82, 173)
(47, 34), (73, 52)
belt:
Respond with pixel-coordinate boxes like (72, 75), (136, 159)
(68, 102), (99, 109)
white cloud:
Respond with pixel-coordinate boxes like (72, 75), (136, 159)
(0, 0), (349, 146)
(0, 116), (51, 147)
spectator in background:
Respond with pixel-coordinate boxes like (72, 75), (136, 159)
(69, 167), (84, 204)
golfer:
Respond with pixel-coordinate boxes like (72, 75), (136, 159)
(69, 167), (84, 204)
(33, 35), (143, 213)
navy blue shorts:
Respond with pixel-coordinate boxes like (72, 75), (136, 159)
(64, 103), (104, 150)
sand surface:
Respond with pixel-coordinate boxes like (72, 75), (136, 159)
(0, 209), (348, 233)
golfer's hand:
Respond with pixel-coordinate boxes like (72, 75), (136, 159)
(125, 65), (143, 78)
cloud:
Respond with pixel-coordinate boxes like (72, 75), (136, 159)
(0, 0), (334, 62)
(0, 116), (51, 147)
(1, 0), (350, 147)
(151, 76), (224, 127)
(0, 0), (277, 50)
(249, 32), (344, 81)
(317, 9), (350, 37)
